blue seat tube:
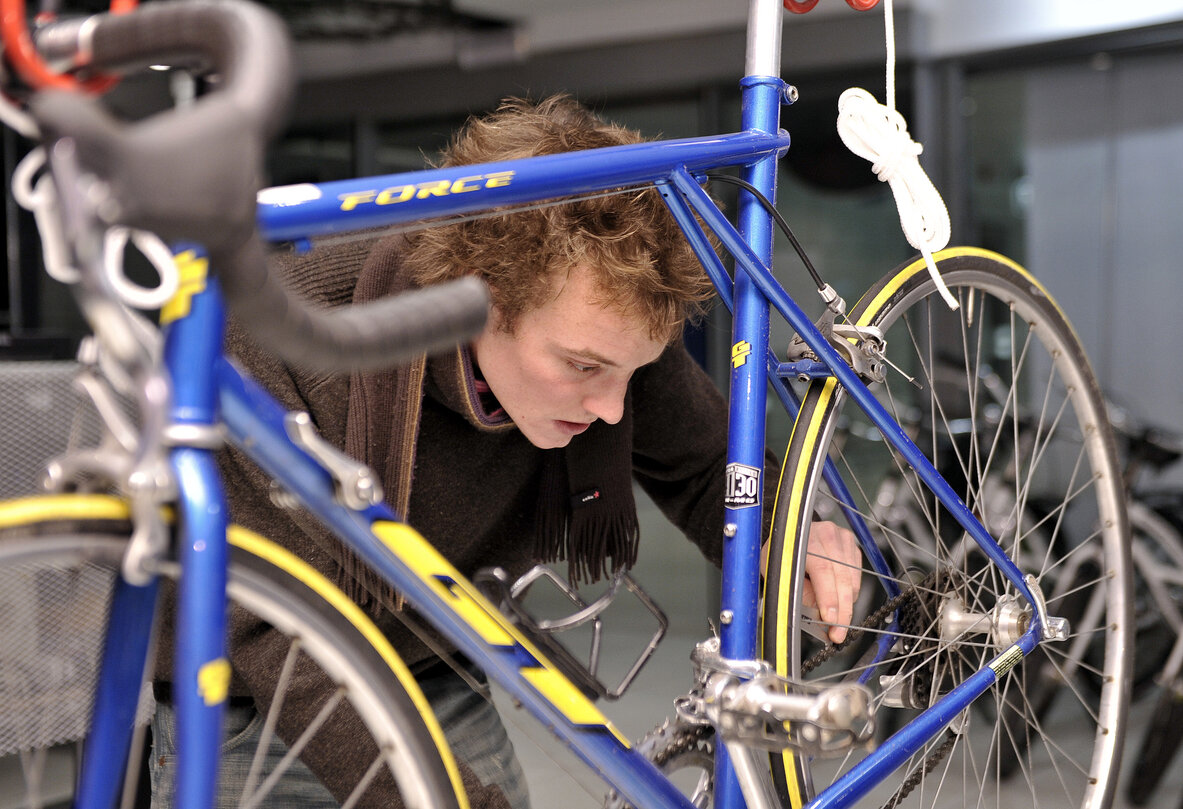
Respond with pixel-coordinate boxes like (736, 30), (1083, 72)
(162, 251), (231, 809)
(715, 66), (784, 809)
(720, 75), (781, 674)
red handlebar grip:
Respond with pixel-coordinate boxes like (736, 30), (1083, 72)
(0, 0), (136, 91)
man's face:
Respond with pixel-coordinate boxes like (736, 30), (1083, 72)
(472, 266), (667, 449)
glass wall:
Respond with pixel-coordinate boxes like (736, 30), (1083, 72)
(960, 45), (1183, 485)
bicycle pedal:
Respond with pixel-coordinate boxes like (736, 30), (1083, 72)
(681, 639), (875, 757)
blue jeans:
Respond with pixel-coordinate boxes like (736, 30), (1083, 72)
(149, 658), (530, 808)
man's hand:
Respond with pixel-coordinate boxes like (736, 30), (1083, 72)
(803, 521), (862, 643)
(760, 521), (863, 643)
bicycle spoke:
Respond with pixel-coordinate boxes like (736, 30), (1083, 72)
(339, 752), (388, 809)
(242, 688), (346, 809)
(764, 253), (1129, 809)
(241, 639), (303, 808)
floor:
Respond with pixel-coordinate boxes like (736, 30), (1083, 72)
(492, 491), (1183, 809)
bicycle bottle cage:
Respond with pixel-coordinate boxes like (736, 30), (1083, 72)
(475, 565), (668, 701)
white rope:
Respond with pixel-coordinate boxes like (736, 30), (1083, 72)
(835, 0), (957, 309)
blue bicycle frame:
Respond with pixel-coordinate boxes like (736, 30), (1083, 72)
(77, 3), (1048, 808)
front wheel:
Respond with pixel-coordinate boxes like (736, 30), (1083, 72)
(762, 248), (1131, 809)
(0, 496), (467, 809)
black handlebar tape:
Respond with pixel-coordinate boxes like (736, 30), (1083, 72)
(30, 0), (292, 255)
(86, 0), (291, 140)
(218, 236), (490, 374)
(29, 0), (490, 372)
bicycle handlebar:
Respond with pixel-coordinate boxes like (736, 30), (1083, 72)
(26, 0), (489, 373)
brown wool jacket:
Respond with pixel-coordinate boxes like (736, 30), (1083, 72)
(208, 234), (770, 808)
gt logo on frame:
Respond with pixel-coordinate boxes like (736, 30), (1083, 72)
(724, 462), (761, 508)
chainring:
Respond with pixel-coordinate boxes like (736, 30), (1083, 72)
(604, 720), (715, 809)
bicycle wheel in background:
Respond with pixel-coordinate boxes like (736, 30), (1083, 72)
(1121, 502), (1183, 806)
(0, 496), (466, 809)
(1112, 501), (1183, 697)
(1125, 681), (1183, 806)
(762, 248), (1131, 809)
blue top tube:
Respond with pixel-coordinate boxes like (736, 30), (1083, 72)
(257, 130), (790, 242)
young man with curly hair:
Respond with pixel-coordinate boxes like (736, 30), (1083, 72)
(151, 94), (859, 809)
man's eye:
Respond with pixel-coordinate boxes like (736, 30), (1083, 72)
(569, 362), (597, 373)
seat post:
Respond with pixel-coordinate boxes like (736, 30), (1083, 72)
(745, 0), (784, 80)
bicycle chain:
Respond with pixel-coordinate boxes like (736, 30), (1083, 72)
(799, 569), (963, 809)
(648, 722), (714, 769)
(604, 720), (713, 809)
(618, 570), (959, 809)
(882, 729), (958, 809)
(801, 568), (943, 675)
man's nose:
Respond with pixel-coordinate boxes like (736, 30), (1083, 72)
(582, 378), (627, 425)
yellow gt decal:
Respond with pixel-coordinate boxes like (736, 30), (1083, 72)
(732, 340), (752, 368)
(160, 250), (209, 324)
(197, 658), (232, 706)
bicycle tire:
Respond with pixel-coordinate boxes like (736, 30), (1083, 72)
(1125, 682), (1183, 806)
(0, 495), (467, 809)
(762, 248), (1131, 809)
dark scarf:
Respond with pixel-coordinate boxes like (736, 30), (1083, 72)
(340, 235), (639, 609)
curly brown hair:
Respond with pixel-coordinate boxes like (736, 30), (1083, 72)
(403, 95), (713, 342)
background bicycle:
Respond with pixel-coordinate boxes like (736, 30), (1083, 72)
(1111, 408), (1183, 808)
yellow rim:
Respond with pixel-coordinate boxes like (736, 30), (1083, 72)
(856, 246), (1056, 330)
(767, 378), (840, 808)
(0, 494), (132, 527)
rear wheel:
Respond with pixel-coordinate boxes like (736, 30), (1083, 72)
(0, 495), (466, 809)
(762, 248), (1131, 809)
